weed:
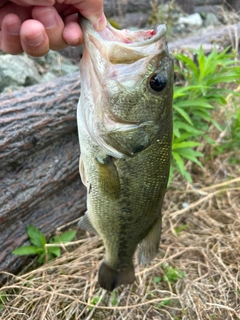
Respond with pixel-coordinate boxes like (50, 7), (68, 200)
(162, 264), (185, 284)
(174, 224), (188, 235)
(88, 296), (101, 311)
(153, 276), (161, 284)
(157, 299), (172, 307)
(12, 225), (76, 264)
(110, 291), (118, 306)
(0, 292), (7, 312)
(171, 47), (240, 182)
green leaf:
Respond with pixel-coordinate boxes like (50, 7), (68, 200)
(27, 225), (46, 249)
(50, 230), (76, 244)
(153, 276), (161, 283)
(174, 53), (199, 79)
(58, 231), (76, 243)
(47, 246), (61, 258)
(174, 105), (192, 124)
(172, 141), (201, 149)
(12, 246), (44, 256)
(172, 151), (185, 175)
(37, 253), (45, 264)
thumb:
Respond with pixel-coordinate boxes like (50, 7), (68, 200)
(74, 0), (107, 31)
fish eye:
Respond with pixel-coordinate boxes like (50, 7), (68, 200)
(149, 74), (167, 92)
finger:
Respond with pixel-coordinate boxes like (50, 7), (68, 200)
(20, 19), (49, 57)
(6, 0), (55, 6)
(64, 0), (107, 31)
(0, 3), (32, 24)
(32, 6), (67, 51)
(1, 13), (22, 54)
(63, 13), (83, 46)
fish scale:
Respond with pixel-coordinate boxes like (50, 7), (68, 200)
(77, 16), (173, 291)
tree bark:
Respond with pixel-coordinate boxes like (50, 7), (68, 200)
(0, 73), (86, 284)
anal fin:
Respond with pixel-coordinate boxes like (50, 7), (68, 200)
(138, 214), (162, 265)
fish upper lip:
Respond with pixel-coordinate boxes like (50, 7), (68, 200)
(79, 16), (166, 47)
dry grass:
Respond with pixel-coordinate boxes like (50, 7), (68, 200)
(1, 153), (240, 319)
(1, 23), (240, 318)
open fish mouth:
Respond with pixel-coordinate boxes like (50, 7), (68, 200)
(96, 23), (166, 47)
(79, 16), (166, 46)
(79, 16), (167, 66)
(78, 16), (172, 158)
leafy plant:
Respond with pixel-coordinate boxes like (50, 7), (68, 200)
(88, 296), (101, 311)
(0, 292), (7, 312)
(110, 291), (118, 306)
(174, 224), (188, 235)
(162, 264), (185, 284)
(153, 276), (161, 284)
(157, 299), (173, 307)
(171, 46), (240, 182)
(12, 225), (76, 264)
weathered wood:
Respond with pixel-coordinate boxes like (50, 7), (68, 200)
(0, 73), (86, 284)
(169, 22), (240, 52)
(0, 72), (80, 167)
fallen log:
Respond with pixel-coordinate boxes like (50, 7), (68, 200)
(0, 72), (80, 167)
(0, 73), (85, 284)
(169, 22), (240, 53)
(1, 21), (240, 284)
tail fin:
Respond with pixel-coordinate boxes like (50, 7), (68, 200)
(98, 262), (135, 291)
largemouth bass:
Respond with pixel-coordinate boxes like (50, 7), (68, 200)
(77, 17), (173, 291)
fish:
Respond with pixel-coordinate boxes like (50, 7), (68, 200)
(77, 17), (174, 291)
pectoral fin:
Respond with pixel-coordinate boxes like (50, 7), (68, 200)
(96, 155), (121, 199)
(138, 214), (162, 265)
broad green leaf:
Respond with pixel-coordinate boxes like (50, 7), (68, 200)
(50, 230), (76, 244)
(58, 231), (76, 243)
(37, 253), (45, 264)
(12, 246), (44, 256)
(48, 246), (61, 257)
(27, 225), (46, 249)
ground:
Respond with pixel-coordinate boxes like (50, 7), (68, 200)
(0, 3), (240, 320)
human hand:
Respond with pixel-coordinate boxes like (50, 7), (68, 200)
(0, 0), (106, 56)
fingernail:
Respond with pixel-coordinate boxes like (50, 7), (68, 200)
(26, 31), (44, 46)
(6, 21), (20, 36)
(92, 13), (107, 31)
(35, 8), (56, 29)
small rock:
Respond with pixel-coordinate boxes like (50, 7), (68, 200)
(0, 54), (41, 92)
(178, 13), (203, 28)
(204, 12), (221, 27)
(44, 51), (79, 78)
